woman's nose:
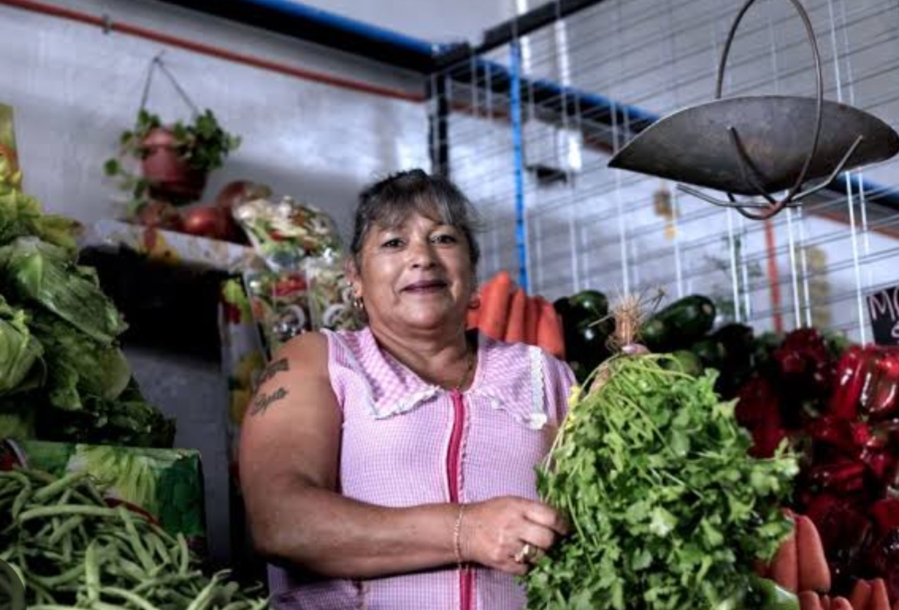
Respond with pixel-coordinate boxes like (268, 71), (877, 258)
(408, 240), (437, 268)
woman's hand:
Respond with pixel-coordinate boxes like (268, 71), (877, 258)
(459, 497), (569, 575)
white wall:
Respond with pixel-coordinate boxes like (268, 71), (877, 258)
(1, 0), (430, 239)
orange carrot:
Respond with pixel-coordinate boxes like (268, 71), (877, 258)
(525, 296), (541, 346)
(870, 579), (891, 610)
(830, 598), (852, 610)
(479, 271), (513, 340)
(799, 591), (823, 610)
(797, 515), (832, 593)
(849, 579), (872, 610)
(770, 525), (799, 593)
(504, 288), (527, 344)
(537, 300), (566, 359)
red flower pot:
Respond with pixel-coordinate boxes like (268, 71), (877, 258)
(141, 127), (207, 203)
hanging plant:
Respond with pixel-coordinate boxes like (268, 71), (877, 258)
(105, 108), (240, 208)
(104, 56), (241, 211)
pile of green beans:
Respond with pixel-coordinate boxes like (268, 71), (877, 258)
(0, 468), (269, 610)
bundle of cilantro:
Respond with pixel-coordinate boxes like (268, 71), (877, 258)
(526, 355), (798, 610)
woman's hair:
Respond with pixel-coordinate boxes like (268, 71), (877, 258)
(350, 169), (482, 271)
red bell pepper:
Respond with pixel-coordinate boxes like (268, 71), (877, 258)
(808, 416), (870, 458)
(862, 348), (899, 420)
(871, 499), (899, 535)
(807, 460), (868, 495)
(829, 345), (867, 420)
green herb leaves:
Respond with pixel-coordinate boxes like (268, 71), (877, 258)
(526, 356), (798, 610)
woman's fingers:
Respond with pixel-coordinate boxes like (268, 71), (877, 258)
(523, 502), (570, 536)
(461, 496), (567, 575)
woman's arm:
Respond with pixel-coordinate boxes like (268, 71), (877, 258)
(239, 332), (567, 579)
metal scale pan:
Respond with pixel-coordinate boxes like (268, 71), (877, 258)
(607, 0), (899, 220)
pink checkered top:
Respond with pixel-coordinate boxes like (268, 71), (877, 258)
(268, 326), (575, 610)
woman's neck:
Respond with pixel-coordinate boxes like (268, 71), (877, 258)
(369, 323), (475, 390)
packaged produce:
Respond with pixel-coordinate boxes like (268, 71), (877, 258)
(306, 254), (361, 331)
(233, 195), (341, 273)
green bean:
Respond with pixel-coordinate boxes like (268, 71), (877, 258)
(185, 574), (225, 610)
(83, 540), (100, 605)
(10, 480), (32, 518)
(178, 533), (190, 575)
(29, 563), (83, 587)
(103, 586), (164, 610)
(117, 507), (156, 573)
(32, 471), (88, 504)
(18, 505), (121, 522)
(47, 515), (85, 547)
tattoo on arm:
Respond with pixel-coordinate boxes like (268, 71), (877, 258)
(256, 358), (289, 387)
(250, 387), (289, 417)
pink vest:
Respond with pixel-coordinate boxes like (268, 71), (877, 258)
(269, 327), (575, 610)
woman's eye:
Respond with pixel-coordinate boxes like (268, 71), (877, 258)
(433, 234), (458, 244)
(381, 238), (403, 248)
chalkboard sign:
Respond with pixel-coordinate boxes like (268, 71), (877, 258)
(867, 285), (899, 346)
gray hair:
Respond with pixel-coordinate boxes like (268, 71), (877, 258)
(350, 169), (482, 272)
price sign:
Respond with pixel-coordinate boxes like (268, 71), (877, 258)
(867, 285), (899, 346)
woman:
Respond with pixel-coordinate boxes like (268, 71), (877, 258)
(239, 169), (575, 610)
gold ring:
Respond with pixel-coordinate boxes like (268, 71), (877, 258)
(514, 543), (535, 564)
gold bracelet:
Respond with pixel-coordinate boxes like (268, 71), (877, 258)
(453, 503), (466, 566)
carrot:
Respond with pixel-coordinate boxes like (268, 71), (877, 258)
(525, 296), (541, 346)
(770, 525), (799, 593)
(799, 591), (823, 610)
(849, 579), (872, 610)
(479, 271), (513, 340)
(797, 514), (832, 592)
(504, 288), (527, 344)
(830, 598), (852, 610)
(870, 578), (891, 610)
(537, 300), (565, 359)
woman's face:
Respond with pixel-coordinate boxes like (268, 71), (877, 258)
(351, 211), (475, 334)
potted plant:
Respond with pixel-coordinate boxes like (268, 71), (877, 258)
(105, 108), (241, 208)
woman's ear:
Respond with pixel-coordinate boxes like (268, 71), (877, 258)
(345, 257), (363, 299)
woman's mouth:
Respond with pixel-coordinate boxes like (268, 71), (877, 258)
(403, 280), (448, 293)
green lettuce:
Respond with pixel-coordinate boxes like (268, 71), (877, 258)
(0, 294), (43, 395)
(0, 237), (127, 344)
(38, 379), (175, 448)
(29, 310), (131, 411)
(0, 164), (81, 253)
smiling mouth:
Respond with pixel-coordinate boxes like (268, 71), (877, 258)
(403, 280), (448, 293)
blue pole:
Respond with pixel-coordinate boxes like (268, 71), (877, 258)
(509, 42), (529, 292)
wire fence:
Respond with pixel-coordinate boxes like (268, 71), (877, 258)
(433, 0), (899, 342)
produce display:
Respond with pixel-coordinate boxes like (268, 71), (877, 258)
(542, 280), (899, 607)
(0, 439), (206, 547)
(524, 298), (798, 609)
(0, 158), (173, 447)
(0, 465), (267, 609)
(468, 270), (565, 359)
(736, 334), (899, 603)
